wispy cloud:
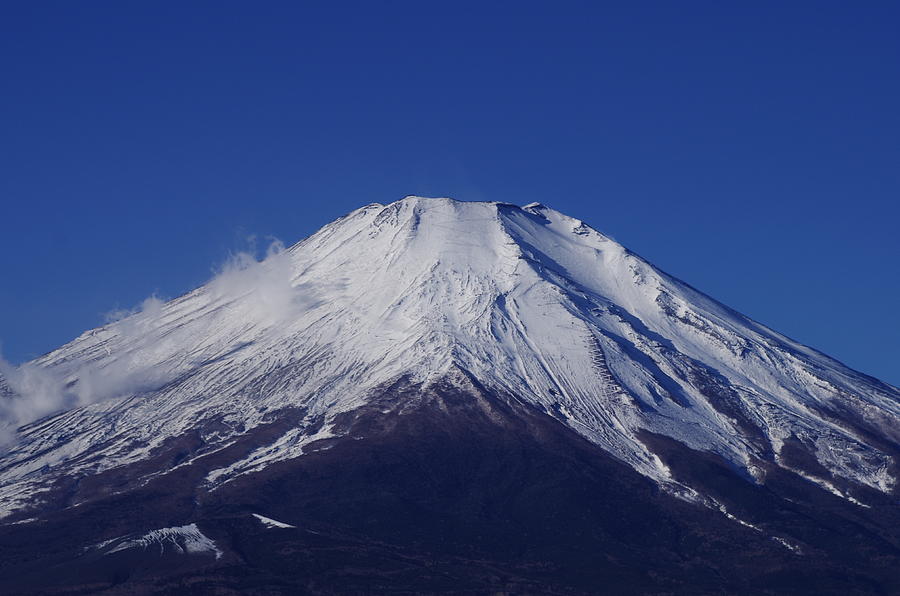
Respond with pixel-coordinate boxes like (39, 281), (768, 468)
(0, 237), (307, 449)
(0, 353), (73, 448)
(0, 294), (170, 449)
(104, 294), (164, 326)
(209, 239), (304, 325)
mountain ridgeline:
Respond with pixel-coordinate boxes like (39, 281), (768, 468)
(0, 197), (898, 594)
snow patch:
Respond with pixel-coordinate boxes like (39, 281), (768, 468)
(252, 513), (295, 529)
(99, 524), (222, 559)
(771, 536), (803, 554)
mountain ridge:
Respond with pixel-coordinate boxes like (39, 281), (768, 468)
(0, 195), (898, 593)
(1, 196), (897, 515)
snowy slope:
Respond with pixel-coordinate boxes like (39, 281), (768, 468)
(1, 196), (897, 518)
(90, 523), (222, 559)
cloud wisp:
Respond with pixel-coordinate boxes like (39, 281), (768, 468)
(0, 237), (307, 449)
(0, 294), (167, 449)
(0, 354), (74, 448)
(208, 239), (309, 326)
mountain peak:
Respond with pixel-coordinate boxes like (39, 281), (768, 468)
(398, 194), (457, 203)
(2, 195), (899, 592)
(1, 197), (898, 525)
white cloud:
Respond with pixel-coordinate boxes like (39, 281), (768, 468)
(0, 352), (73, 449)
(0, 294), (167, 449)
(208, 239), (306, 325)
(0, 237), (308, 450)
(104, 294), (164, 326)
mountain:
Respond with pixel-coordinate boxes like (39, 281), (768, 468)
(0, 196), (898, 595)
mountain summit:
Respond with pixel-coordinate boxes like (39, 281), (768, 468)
(1, 197), (898, 594)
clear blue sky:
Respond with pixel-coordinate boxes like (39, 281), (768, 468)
(1, 1), (898, 385)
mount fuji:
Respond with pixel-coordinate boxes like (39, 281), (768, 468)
(0, 196), (898, 594)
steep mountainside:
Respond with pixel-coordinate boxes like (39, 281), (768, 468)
(0, 197), (898, 594)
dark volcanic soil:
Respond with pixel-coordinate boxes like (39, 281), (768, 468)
(1, 379), (898, 595)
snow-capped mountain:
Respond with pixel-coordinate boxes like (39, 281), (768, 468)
(1, 196), (898, 594)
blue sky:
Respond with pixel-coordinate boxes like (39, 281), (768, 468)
(1, 1), (898, 384)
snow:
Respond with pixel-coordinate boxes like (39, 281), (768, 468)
(771, 536), (803, 553)
(0, 196), (897, 517)
(252, 513), (295, 529)
(712, 499), (762, 532)
(4, 517), (38, 526)
(99, 523), (222, 559)
(206, 423), (335, 487)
